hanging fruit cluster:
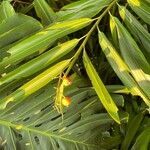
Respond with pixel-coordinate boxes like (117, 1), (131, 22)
(54, 75), (72, 114)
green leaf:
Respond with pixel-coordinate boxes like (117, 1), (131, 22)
(0, 75), (114, 150)
(110, 15), (150, 100)
(34, 0), (57, 26)
(98, 30), (150, 107)
(83, 50), (120, 124)
(57, 0), (113, 21)
(106, 85), (130, 94)
(0, 18), (92, 71)
(100, 135), (122, 149)
(0, 1), (15, 23)
(127, 0), (150, 25)
(0, 59), (70, 109)
(121, 113), (144, 150)
(0, 14), (43, 49)
(118, 5), (150, 61)
(131, 127), (150, 150)
(0, 39), (79, 85)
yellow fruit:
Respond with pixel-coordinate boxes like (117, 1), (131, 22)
(62, 76), (72, 86)
(62, 96), (71, 107)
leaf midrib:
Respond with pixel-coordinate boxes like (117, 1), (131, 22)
(0, 119), (98, 148)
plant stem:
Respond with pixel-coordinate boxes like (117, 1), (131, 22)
(65, 0), (117, 76)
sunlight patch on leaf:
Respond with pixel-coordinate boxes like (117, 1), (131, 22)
(48, 18), (92, 30)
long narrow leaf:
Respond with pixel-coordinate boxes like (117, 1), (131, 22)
(0, 39), (79, 85)
(0, 14), (43, 49)
(131, 127), (150, 150)
(0, 18), (92, 70)
(118, 5), (150, 61)
(83, 50), (120, 124)
(0, 59), (70, 109)
(110, 15), (150, 99)
(34, 0), (57, 25)
(127, 0), (150, 25)
(121, 113), (144, 150)
(98, 30), (150, 107)
(0, 1), (15, 23)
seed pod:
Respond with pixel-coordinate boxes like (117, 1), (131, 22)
(62, 96), (71, 107)
(62, 76), (72, 86)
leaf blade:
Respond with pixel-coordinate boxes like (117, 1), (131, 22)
(0, 1), (15, 23)
(83, 50), (120, 124)
(0, 39), (79, 85)
(98, 30), (150, 107)
(0, 18), (92, 70)
(110, 15), (150, 100)
(34, 0), (57, 26)
(0, 59), (70, 109)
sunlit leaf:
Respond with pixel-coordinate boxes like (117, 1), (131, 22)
(118, 5), (150, 61)
(98, 30), (150, 107)
(110, 15), (150, 100)
(127, 0), (150, 25)
(0, 18), (92, 71)
(0, 59), (70, 109)
(0, 39), (79, 85)
(83, 50), (120, 124)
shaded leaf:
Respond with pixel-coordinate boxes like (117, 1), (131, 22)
(0, 14), (43, 49)
(131, 127), (150, 150)
(34, 0), (57, 26)
(121, 113), (144, 150)
(0, 75), (114, 150)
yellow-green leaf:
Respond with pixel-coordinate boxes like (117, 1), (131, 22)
(0, 18), (92, 70)
(98, 30), (150, 107)
(110, 15), (150, 100)
(0, 59), (70, 109)
(118, 5), (150, 61)
(34, 0), (57, 25)
(83, 50), (120, 124)
(0, 1), (15, 23)
(0, 39), (79, 85)
(127, 0), (150, 25)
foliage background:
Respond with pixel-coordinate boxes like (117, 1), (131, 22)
(0, 0), (150, 149)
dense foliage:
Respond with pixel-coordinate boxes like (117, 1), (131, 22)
(0, 0), (150, 149)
